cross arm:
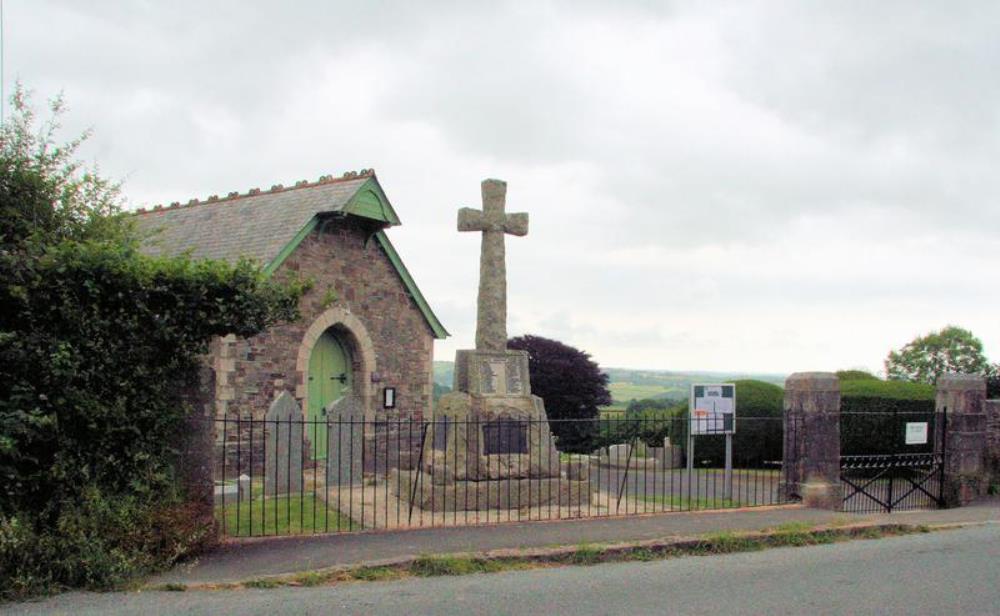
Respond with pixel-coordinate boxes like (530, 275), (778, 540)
(457, 207), (486, 232)
(504, 213), (529, 236)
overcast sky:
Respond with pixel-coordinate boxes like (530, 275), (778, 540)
(5, 1), (999, 374)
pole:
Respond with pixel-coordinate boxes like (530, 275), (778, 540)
(724, 433), (733, 501)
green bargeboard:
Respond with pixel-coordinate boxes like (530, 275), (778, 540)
(307, 330), (351, 459)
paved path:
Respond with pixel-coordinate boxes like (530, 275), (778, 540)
(12, 520), (1000, 615)
(152, 499), (999, 585)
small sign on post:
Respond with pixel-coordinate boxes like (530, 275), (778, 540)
(905, 422), (929, 445)
(688, 384), (736, 500)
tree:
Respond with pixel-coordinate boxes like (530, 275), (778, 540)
(507, 335), (611, 453)
(884, 326), (990, 384)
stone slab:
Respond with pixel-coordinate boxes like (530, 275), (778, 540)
(324, 393), (364, 486)
(264, 391), (304, 496)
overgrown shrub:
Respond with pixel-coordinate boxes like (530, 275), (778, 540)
(0, 88), (302, 600)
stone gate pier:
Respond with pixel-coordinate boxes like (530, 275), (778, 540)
(937, 374), (989, 507)
(781, 372), (842, 509)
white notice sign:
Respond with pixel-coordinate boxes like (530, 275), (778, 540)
(690, 384), (736, 435)
(905, 422), (929, 445)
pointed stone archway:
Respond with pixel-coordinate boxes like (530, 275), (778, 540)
(295, 307), (377, 422)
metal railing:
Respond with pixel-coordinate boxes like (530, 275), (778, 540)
(212, 415), (791, 537)
(839, 410), (946, 513)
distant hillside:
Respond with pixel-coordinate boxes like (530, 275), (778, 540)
(432, 361), (786, 405)
(602, 367), (785, 405)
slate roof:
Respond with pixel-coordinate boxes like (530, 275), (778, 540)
(132, 170), (449, 339)
(135, 172), (376, 266)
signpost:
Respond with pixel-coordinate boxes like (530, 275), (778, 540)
(688, 384), (736, 499)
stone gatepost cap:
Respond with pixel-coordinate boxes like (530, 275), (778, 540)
(936, 373), (986, 392)
(785, 372), (840, 392)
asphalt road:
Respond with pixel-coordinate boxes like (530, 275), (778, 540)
(10, 524), (999, 615)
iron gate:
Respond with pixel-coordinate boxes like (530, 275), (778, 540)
(840, 410), (946, 513)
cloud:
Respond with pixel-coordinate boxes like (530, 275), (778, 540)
(6, 0), (999, 373)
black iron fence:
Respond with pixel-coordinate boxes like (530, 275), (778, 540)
(839, 410), (946, 513)
(213, 416), (791, 537)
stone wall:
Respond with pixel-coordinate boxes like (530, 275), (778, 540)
(213, 217), (436, 423)
(986, 399), (1000, 484)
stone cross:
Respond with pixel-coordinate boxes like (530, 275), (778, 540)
(457, 179), (529, 352)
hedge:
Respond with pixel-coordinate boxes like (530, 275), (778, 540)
(841, 380), (936, 456)
(0, 243), (302, 599)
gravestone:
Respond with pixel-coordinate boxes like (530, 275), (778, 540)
(264, 391), (304, 495)
(324, 393), (364, 486)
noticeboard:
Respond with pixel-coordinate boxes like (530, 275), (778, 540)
(690, 384), (736, 435)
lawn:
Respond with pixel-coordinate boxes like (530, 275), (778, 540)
(216, 493), (359, 536)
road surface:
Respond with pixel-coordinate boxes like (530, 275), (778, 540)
(10, 523), (999, 615)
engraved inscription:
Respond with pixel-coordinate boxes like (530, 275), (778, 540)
(506, 357), (524, 395)
(480, 358), (508, 395)
(482, 420), (528, 455)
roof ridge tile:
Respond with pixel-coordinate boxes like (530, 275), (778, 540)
(134, 168), (376, 216)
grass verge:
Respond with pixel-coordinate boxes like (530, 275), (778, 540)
(149, 521), (940, 592)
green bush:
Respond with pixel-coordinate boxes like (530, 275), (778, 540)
(840, 379), (936, 455)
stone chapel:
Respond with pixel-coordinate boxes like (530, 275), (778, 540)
(135, 169), (448, 423)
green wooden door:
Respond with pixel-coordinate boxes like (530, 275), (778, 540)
(307, 330), (351, 459)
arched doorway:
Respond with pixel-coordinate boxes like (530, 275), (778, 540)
(307, 329), (353, 459)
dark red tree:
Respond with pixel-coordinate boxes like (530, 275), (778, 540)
(508, 334), (612, 453)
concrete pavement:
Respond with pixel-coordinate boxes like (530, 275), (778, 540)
(152, 498), (1000, 586)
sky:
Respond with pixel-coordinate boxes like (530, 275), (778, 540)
(4, 1), (999, 374)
